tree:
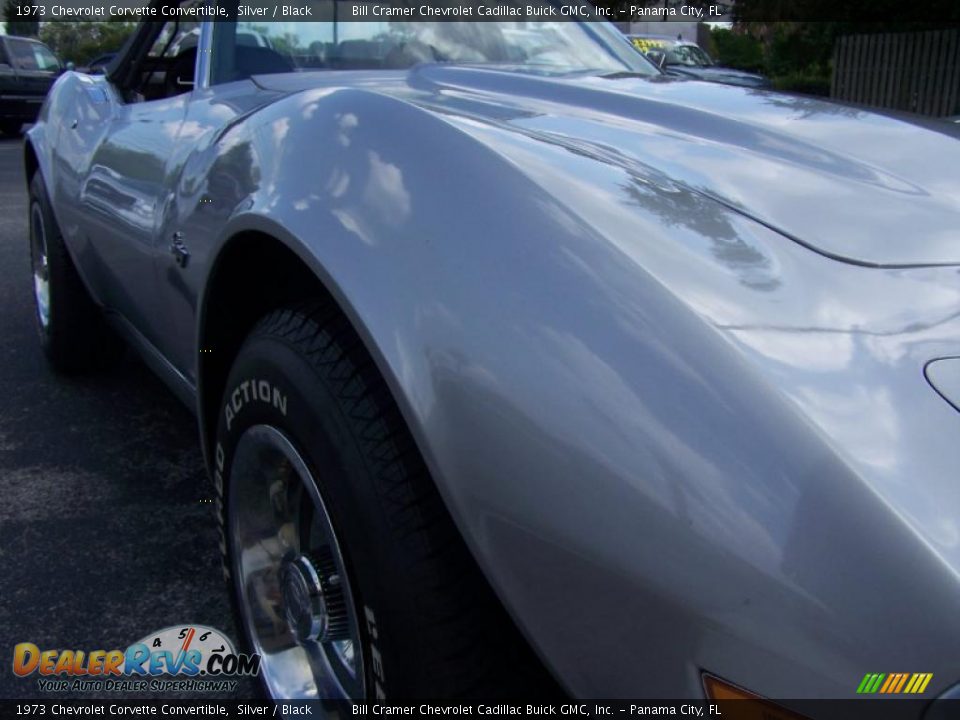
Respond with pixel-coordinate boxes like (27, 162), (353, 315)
(39, 21), (136, 66)
(3, 0), (39, 37)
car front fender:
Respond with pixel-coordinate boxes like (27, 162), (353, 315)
(190, 85), (960, 700)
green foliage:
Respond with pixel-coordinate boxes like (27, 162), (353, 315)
(766, 23), (834, 77)
(38, 21), (135, 67)
(723, 0), (956, 96)
(710, 23), (837, 97)
(4, 0), (39, 36)
(709, 28), (764, 72)
(771, 70), (832, 96)
(709, 6), (955, 98)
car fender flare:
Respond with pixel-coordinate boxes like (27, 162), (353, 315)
(195, 211), (405, 471)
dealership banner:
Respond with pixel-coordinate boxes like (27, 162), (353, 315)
(11, 0), (960, 23)
(1, 700), (959, 718)
(8, 1), (733, 21)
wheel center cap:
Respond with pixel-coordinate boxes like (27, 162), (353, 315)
(280, 555), (327, 644)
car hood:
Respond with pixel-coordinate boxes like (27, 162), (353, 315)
(667, 65), (770, 86)
(258, 66), (960, 267)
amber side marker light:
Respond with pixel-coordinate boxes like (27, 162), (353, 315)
(703, 674), (812, 720)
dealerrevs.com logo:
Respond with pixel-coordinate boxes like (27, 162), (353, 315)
(12, 625), (260, 693)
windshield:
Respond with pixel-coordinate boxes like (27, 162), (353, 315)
(211, 8), (655, 80)
(664, 44), (712, 67)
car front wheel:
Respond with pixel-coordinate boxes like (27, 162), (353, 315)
(215, 301), (560, 699)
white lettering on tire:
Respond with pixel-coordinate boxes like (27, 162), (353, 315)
(224, 378), (288, 431)
(364, 606), (386, 699)
(214, 441), (229, 579)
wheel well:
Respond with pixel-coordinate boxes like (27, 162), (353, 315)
(198, 232), (330, 464)
(199, 233), (563, 692)
(24, 140), (38, 184)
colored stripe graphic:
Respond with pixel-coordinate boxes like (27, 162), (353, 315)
(906, 673), (934, 694)
(857, 673), (933, 694)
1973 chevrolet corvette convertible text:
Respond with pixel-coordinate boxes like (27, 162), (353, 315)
(23, 0), (960, 711)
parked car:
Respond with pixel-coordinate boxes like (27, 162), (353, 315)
(0, 35), (61, 136)
(24, 2), (960, 708)
(627, 34), (771, 88)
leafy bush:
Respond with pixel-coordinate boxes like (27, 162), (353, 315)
(765, 24), (834, 97)
(710, 23), (833, 97)
(767, 24), (834, 77)
(710, 28), (765, 73)
(771, 72), (832, 97)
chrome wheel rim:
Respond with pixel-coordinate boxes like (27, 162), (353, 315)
(228, 424), (365, 700)
(30, 203), (50, 330)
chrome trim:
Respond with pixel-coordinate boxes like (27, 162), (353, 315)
(196, 19), (214, 90)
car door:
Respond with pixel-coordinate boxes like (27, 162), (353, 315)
(68, 21), (197, 352)
(153, 22), (285, 383)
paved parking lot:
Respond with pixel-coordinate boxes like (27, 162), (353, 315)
(0, 136), (255, 699)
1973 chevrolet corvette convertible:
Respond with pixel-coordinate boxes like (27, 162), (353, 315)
(23, 0), (960, 709)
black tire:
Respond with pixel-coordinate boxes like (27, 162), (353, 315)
(1, 121), (22, 137)
(215, 300), (561, 699)
(29, 172), (122, 372)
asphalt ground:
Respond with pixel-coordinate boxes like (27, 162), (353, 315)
(0, 136), (257, 700)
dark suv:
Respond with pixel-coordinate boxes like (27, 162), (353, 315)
(0, 36), (61, 136)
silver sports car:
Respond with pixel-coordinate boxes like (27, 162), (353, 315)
(24, 0), (960, 710)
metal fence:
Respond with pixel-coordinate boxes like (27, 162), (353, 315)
(831, 29), (960, 117)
